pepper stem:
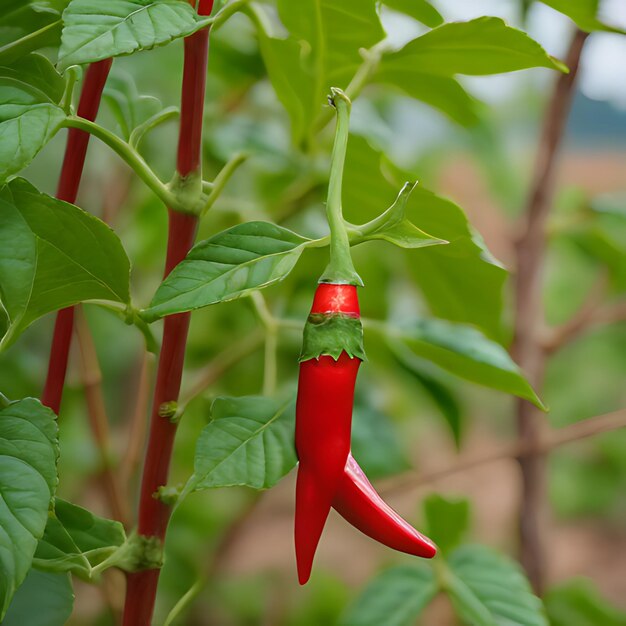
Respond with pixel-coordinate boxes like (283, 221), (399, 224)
(320, 88), (363, 286)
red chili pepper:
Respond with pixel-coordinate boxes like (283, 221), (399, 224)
(295, 284), (436, 585)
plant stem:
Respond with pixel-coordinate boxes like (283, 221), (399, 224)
(251, 292), (278, 396)
(320, 89), (362, 286)
(381, 407), (626, 496)
(129, 106), (181, 150)
(313, 43), (386, 134)
(180, 329), (264, 407)
(75, 305), (129, 525)
(42, 59), (112, 414)
(211, 0), (250, 30)
(201, 151), (248, 215)
(512, 28), (588, 594)
(163, 578), (206, 626)
(122, 3), (213, 620)
(120, 353), (154, 489)
(63, 116), (178, 210)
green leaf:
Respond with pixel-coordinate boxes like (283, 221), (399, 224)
(406, 186), (508, 340)
(0, 54), (66, 182)
(544, 578), (626, 626)
(568, 227), (626, 291)
(375, 68), (481, 127)
(103, 71), (163, 141)
(351, 405), (410, 480)
(540, 0), (626, 34)
(33, 498), (126, 578)
(0, 397), (59, 619)
(144, 222), (309, 322)
(261, 0), (385, 145)
(446, 545), (547, 626)
(0, 178), (131, 350)
(58, 0), (212, 71)
(423, 493), (470, 556)
(256, 33), (317, 149)
(0, 2), (69, 64)
(389, 340), (464, 447)
(564, 203), (626, 291)
(2, 570), (73, 626)
(381, 17), (566, 77)
(342, 136), (507, 339)
(340, 564), (437, 626)
(358, 182), (447, 249)
(390, 317), (544, 408)
(190, 396), (297, 490)
(382, 0), (443, 27)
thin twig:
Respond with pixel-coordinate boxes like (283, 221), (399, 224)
(202, 151), (249, 215)
(74, 306), (129, 525)
(250, 292), (278, 395)
(380, 408), (626, 496)
(543, 293), (626, 354)
(180, 329), (264, 407)
(119, 352), (154, 500)
(512, 28), (589, 593)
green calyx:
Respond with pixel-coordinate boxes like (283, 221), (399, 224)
(299, 313), (366, 362)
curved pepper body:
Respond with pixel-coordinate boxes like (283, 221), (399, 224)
(295, 283), (436, 584)
(333, 455), (436, 558)
(295, 284), (360, 584)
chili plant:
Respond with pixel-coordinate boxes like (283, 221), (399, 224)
(1, 1), (622, 625)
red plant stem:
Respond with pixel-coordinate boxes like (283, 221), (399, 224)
(123, 6), (212, 623)
(41, 59), (113, 413)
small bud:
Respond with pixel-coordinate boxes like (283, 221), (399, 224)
(153, 485), (181, 506)
(158, 401), (180, 422)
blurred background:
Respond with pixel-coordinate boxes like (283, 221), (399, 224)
(2, 0), (626, 624)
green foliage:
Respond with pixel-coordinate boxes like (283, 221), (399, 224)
(540, 0), (626, 34)
(377, 68), (481, 126)
(423, 493), (470, 556)
(0, 397), (59, 619)
(0, 1), (69, 64)
(382, 0), (443, 28)
(261, 0), (385, 145)
(389, 317), (544, 408)
(563, 196), (626, 291)
(0, 179), (131, 350)
(350, 405), (410, 480)
(446, 545), (548, 626)
(144, 222), (310, 321)
(58, 0), (213, 71)
(0, 54), (65, 183)
(285, 574), (350, 626)
(375, 16), (566, 125)
(342, 496), (547, 626)
(103, 71), (165, 141)
(190, 396), (297, 490)
(340, 564), (438, 626)
(342, 136), (507, 338)
(381, 17), (566, 76)
(544, 578), (626, 626)
(33, 498), (126, 578)
(389, 341), (464, 447)
(2, 570), (73, 626)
